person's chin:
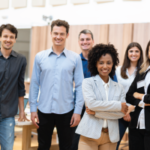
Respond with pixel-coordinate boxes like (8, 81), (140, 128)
(4, 47), (12, 50)
(130, 59), (138, 62)
(82, 48), (90, 51)
(101, 72), (109, 76)
(54, 43), (62, 46)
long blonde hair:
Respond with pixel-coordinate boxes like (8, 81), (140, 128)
(139, 41), (150, 74)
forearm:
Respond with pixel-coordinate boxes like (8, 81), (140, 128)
(29, 56), (40, 112)
(126, 95), (141, 106)
(94, 111), (124, 120)
(143, 95), (150, 104)
(74, 57), (84, 114)
(74, 87), (84, 114)
(86, 100), (122, 112)
(18, 97), (24, 113)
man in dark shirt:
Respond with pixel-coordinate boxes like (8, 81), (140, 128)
(71, 29), (118, 150)
(0, 24), (28, 150)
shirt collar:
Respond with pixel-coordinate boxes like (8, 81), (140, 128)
(0, 50), (17, 57)
(145, 66), (150, 72)
(102, 77), (110, 88)
(0, 50), (2, 56)
(48, 47), (68, 57)
(10, 50), (17, 57)
(80, 53), (87, 61)
(126, 67), (137, 76)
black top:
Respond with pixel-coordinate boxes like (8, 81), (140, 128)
(0, 50), (26, 118)
(126, 71), (150, 130)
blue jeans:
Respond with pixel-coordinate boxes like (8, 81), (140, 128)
(0, 114), (15, 150)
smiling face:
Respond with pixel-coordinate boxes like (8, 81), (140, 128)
(78, 33), (94, 51)
(51, 25), (69, 47)
(0, 29), (16, 51)
(128, 46), (141, 63)
(96, 54), (113, 81)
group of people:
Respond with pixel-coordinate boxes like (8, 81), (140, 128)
(0, 19), (150, 150)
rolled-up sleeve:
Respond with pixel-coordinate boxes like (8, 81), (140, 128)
(73, 55), (84, 114)
(29, 54), (41, 112)
(18, 57), (27, 97)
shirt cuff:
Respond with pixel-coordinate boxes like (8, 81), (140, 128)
(18, 89), (26, 97)
(126, 103), (131, 107)
(138, 95), (145, 108)
(74, 106), (82, 115)
(30, 105), (37, 112)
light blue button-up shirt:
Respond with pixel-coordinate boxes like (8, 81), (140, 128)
(29, 48), (84, 114)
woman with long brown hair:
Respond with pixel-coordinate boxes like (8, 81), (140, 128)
(126, 41), (150, 150)
(116, 42), (144, 149)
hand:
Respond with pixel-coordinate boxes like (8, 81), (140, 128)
(133, 92), (144, 100)
(70, 113), (81, 127)
(123, 114), (131, 122)
(126, 105), (135, 114)
(121, 103), (128, 114)
(31, 112), (39, 128)
(18, 111), (29, 122)
(86, 107), (95, 115)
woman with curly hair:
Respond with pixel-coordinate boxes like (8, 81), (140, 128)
(76, 44), (128, 150)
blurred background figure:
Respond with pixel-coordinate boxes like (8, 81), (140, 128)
(116, 42), (144, 149)
(126, 41), (150, 150)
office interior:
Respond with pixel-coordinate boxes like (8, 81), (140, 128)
(0, 0), (150, 150)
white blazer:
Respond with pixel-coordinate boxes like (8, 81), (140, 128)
(76, 75), (125, 143)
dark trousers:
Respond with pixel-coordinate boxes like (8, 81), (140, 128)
(71, 106), (85, 150)
(37, 109), (75, 150)
(129, 128), (150, 150)
(116, 118), (129, 150)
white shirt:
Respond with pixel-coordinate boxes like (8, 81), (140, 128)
(102, 79), (110, 128)
(116, 66), (145, 126)
(116, 66), (137, 94)
(137, 66), (150, 129)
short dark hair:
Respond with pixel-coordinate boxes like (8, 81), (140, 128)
(0, 24), (18, 38)
(121, 42), (143, 79)
(51, 19), (69, 34)
(88, 44), (119, 79)
(78, 29), (94, 40)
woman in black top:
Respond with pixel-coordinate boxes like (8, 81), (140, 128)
(126, 41), (150, 150)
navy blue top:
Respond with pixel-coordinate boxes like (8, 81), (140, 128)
(80, 53), (118, 82)
(80, 53), (91, 78)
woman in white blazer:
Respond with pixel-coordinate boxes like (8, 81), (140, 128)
(76, 44), (128, 150)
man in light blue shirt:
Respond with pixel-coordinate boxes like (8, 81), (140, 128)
(29, 19), (84, 150)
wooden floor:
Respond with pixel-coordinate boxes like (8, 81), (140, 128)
(13, 128), (38, 150)
(0, 128), (129, 150)
(13, 127), (58, 150)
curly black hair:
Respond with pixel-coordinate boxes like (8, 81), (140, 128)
(88, 43), (119, 79)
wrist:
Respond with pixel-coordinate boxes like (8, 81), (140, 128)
(19, 110), (24, 114)
(139, 94), (144, 100)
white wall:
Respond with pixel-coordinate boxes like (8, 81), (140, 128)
(0, 0), (150, 29)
